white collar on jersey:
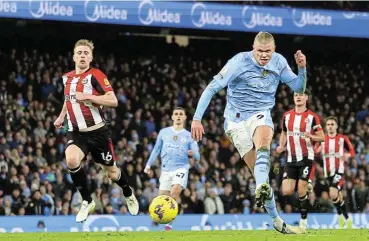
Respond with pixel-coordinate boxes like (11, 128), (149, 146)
(171, 127), (185, 133)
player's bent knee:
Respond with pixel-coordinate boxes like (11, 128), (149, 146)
(298, 181), (308, 193)
(107, 170), (119, 180)
(330, 193), (339, 200)
(253, 126), (273, 149)
(282, 186), (294, 196)
(65, 145), (84, 169)
(256, 142), (271, 151)
(329, 190), (339, 200)
(66, 156), (82, 169)
(297, 188), (307, 197)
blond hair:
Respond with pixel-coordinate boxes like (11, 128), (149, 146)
(254, 31), (275, 45)
(74, 39), (94, 52)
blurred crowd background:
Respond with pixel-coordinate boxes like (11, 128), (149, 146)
(222, 0), (369, 10)
(0, 5), (368, 217)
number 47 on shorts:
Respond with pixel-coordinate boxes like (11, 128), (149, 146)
(176, 173), (185, 178)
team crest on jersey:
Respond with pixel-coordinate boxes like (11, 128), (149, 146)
(262, 69), (268, 77)
(104, 78), (110, 86)
(173, 135), (178, 141)
(81, 78), (88, 85)
(304, 118), (310, 123)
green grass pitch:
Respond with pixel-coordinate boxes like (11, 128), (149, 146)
(1, 229), (368, 241)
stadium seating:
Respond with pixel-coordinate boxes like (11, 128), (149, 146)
(0, 20), (368, 216)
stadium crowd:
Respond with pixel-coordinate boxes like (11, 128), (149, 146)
(0, 23), (368, 217)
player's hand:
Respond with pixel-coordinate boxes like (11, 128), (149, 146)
(191, 120), (205, 142)
(75, 92), (89, 101)
(188, 150), (193, 157)
(276, 146), (285, 154)
(53, 116), (64, 129)
(294, 50), (306, 68)
(144, 166), (151, 175)
(304, 132), (313, 139)
(343, 153), (351, 162)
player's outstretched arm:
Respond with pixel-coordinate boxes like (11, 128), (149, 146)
(280, 50), (307, 93)
(191, 81), (223, 141)
(144, 131), (164, 174)
(75, 91), (118, 107)
(305, 130), (324, 142)
(54, 101), (67, 129)
(277, 114), (288, 153)
(305, 115), (324, 142)
(276, 131), (287, 153)
(193, 80), (223, 122)
(343, 136), (356, 159)
(192, 53), (242, 141)
(79, 69), (118, 107)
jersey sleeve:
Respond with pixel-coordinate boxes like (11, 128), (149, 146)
(146, 130), (164, 167)
(279, 55), (307, 93)
(193, 53), (243, 121)
(213, 53), (243, 88)
(91, 69), (113, 94)
(312, 114), (323, 132)
(343, 135), (355, 157)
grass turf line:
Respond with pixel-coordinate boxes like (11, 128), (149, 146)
(0, 229), (367, 241)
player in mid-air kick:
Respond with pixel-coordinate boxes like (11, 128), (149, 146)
(191, 31), (307, 234)
(54, 39), (139, 223)
(145, 107), (200, 229)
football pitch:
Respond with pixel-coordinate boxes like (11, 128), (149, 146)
(1, 230), (368, 241)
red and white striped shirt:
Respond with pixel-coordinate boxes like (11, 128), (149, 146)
(321, 134), (355, 177)
(282, 109), (322, 163)
(63, 68), (113, 131)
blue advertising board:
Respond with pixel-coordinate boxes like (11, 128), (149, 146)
(0, 1), (369, 38)
(0, 213), (368, 232)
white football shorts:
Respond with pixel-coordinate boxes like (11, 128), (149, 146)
(225, 110), (274, 158)
(159, 167), (189, 191)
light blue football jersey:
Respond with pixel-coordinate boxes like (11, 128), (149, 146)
(146, 127), (200, 172)
(194, 51), (306, 122)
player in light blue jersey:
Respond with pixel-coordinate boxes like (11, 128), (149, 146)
(145, 107), (200, 224)
(191, 32), (306, 234)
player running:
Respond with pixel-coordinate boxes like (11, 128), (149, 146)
(145, 107), (200, 199)
(54, 39), (139, 223)
(145, 107), (200, 228)
(317, 116), (355, 228)
(191, 31), (306, 234)
(277, 91), (324, 230)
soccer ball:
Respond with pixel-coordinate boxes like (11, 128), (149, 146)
(149, 195), (178, 224)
